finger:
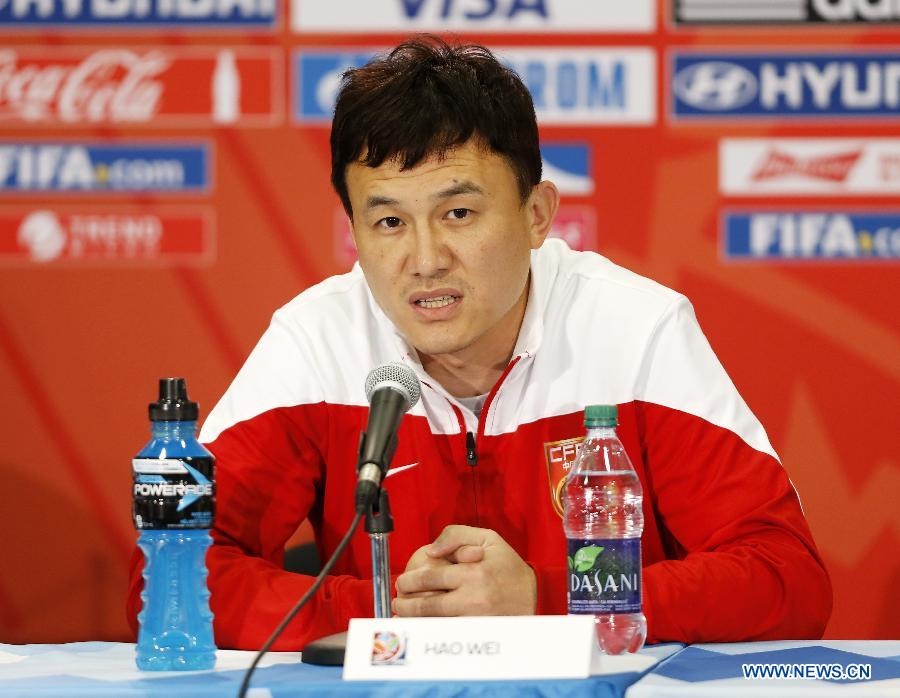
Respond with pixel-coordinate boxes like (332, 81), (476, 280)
(427, 525), (491, 558)
(395, 564), (464, 595)
(393, 590), (463, 617)
(396, 589), (482, 617)
(405, 555), (452, 574)
(395, 590), (444, 600)
(400, 545), (432, 573)
(446, 544), (485, 564)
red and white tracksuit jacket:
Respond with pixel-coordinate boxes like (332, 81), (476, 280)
(126, 239), (832, 649)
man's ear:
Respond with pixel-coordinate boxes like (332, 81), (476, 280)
(526, 180), (560, 249)
(346, 215), (359, 251)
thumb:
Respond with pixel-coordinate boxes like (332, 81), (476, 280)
(446, 544), (485, 564)
(426, 525), (489, 558)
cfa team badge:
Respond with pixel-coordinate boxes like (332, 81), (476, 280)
(370, 630), (406, 665)
(543, 436), (584, 517)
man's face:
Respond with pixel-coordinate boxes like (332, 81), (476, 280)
(346, 140), (548, 360)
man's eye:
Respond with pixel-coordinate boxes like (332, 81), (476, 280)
(378, 217), (403, 229)
(446, 208), (470, 220)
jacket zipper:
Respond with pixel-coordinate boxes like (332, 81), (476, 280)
(465, 431), (478, 466)
(452, 355), (523, 466)
(448, 356), (523, 525)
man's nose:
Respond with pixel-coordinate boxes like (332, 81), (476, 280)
(409, 223), (451, 277)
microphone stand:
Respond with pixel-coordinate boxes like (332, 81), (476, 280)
(367, 488), (394, 619)
(301, 435), (398, 666)
(367, 433), (396, 619)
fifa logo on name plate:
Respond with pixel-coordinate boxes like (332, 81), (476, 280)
(371, 631), (406, 666)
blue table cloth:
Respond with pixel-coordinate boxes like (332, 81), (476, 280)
(0, 641), (682, 698)
(627, 640), (900, 697)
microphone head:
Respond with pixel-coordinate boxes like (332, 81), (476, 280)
(365, 362), (422, 410)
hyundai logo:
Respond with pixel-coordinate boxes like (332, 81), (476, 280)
(673, 61), (758, 111)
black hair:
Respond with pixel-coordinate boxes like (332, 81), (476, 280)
(330, 35), (541, 216)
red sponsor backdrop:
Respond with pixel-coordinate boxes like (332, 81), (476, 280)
(0, 2), (897, 644)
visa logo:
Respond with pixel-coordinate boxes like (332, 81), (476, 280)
(673, 52), (900, 119)
(399, 0), (547, 19)
(291, 0), (654, 33)
(0, 144), (209, 193)
(0, 0), (277, 27)
(724, 212), (900, 260)
(294, 48), (655, 125)
(540, 144), (592, 195)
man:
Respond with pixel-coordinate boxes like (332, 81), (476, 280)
(127, 37), (832, 649)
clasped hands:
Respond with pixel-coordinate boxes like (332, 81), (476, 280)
(391, 525), (537, 617)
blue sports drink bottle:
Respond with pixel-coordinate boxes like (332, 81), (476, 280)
(133, 378), (216, 670)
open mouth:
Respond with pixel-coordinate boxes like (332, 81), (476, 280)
(414, 295), (460, 309)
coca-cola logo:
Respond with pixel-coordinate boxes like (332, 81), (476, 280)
(0, 47), (280, 127)
(0, 49), (168, 123)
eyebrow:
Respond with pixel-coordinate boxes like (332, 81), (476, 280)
(363, 181), (485, 212)
(432, 181), (485, 200)
(364, 195), (400, 211)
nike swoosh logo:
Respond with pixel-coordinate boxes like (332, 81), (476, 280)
(385, 462), (419, 479)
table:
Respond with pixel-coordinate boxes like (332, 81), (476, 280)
(0, 641), (680, 697)
(2, 640), (897, 697)
(627, 640), (900, 697)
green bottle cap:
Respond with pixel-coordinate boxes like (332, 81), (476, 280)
(584, 404), (618, 427)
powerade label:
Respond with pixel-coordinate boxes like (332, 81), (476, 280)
(567, 538), (641, 614)
(132, 457), (215, 530)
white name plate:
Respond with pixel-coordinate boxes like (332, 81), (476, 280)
(343, 615), (613, 681)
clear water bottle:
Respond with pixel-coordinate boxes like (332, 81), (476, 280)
(563, 404), (646, 655)
(133, 378), (216, 670)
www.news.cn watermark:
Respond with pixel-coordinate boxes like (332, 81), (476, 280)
(742, 663), (873, 680)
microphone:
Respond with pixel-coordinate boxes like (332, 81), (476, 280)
(355, 362), (422, 513)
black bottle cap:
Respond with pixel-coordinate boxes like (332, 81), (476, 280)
(149, 377), (199, 422)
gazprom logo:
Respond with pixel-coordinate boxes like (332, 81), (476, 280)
(294, 51), (375, 122)
(672, 52), (900, 119)
(724, 212), (900, 260)
(294, 48), (655, 125)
